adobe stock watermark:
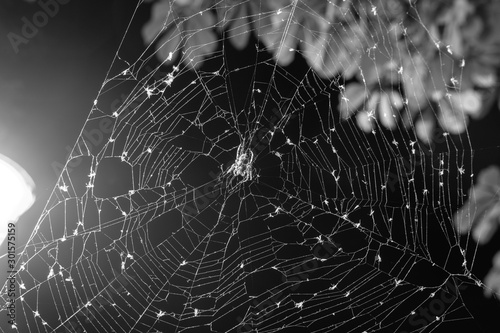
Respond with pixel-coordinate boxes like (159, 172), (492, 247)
(7, 0), (71, 54)
(400, 278), (467, 332)
(236, 241), (338, 332)
(5, 223), (17, 329)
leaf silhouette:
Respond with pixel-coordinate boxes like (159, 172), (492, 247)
(454, 165), (500, 297)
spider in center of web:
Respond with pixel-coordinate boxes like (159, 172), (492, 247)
(225, 143), (255, 184)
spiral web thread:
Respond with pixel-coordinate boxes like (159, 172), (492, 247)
(0, 1), (487, 332)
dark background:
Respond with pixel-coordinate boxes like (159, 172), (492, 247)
(1, 0), (500, 332)
(0, 0), (139, 247)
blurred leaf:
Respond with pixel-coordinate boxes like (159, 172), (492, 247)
(339, 83), (367, 119)
(184, 11), (218, 69)
(454, 165), (500, 238)
(401, 55), (428, 113)
(415, 113), (435, 144)
(217, 1), (253, 50)
(378, 93), (397, 130)
(155, 25), (182, 65)
(142, 1), (174, 44)
(356, 111), (373, 133)
(438, 97), (468, 134)
(259, 8), (299, 66)
(227, 15), (251, 50)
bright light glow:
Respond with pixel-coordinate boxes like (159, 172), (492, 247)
(0, 154), (35, 244)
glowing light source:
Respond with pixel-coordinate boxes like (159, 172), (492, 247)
(0, 154), (35, 244)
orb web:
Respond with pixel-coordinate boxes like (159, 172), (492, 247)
(0, 1), (490, 332)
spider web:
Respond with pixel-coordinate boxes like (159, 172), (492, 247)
(0, 0), (492, 332)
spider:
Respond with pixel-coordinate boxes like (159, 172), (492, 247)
(225, 143), (255, 184)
